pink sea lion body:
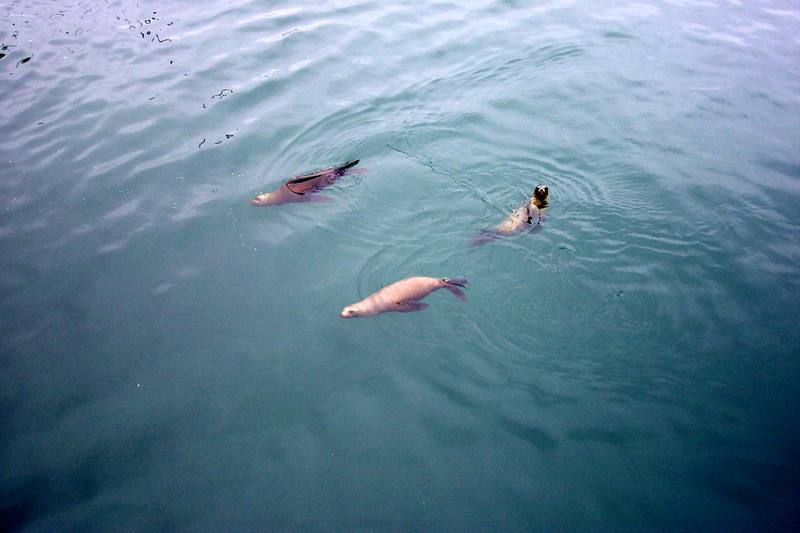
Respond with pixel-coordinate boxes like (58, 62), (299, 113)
(341, 277), (468, 318)
(250, 159), (362, 206)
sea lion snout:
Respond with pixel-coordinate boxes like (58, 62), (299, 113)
(341, 306), (359, 318)
(251, 193), (271, 206)
(532, 184), (550, 210)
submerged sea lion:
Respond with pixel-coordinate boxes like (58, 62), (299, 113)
(470, 184), (550, 246)
(341, 277), (468, 318)
(250, 159), (361, 206)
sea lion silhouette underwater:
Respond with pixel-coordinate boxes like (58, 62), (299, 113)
(250, 159), (363, 206)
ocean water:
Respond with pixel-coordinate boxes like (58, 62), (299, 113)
(1, 0), (799, 530)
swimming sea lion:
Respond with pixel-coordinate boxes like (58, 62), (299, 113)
(470, 185), (550, 246)
(250, 159), (361, 206)
(341, 277), (468, 318)
(496, 184), (550, 233)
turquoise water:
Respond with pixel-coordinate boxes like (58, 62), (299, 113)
(2, 0), (799, 529)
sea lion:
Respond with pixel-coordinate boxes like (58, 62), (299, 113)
(250, 159), (361, 206)
(341, 277), (468, 318)
(496, 184), (550, 232)
(470, 185), (550, 246)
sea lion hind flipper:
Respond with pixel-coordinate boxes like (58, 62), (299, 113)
(444, 286), (467, 302)
(443, 278), (468, 302)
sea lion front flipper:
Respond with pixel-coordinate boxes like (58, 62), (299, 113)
(393, 301), (429, 313)
(527, 204), (544, 224)
(303, 194), (334, 203)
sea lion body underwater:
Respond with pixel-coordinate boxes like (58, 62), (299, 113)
(250, 159), (361, 206)
(471, 184), (550, 245)
(341, 277), (468, 318)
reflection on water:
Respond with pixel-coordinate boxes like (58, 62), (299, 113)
(1, 0), (799, 530)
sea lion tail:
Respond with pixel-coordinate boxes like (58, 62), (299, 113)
(443, 277), (468, 301)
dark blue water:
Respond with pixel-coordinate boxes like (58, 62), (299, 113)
(2, 0), (799, 530)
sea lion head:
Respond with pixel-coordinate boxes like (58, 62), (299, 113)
(340, 305), (362, 318)
(532, 184), (549, 207)
(250, 192), (272, 206)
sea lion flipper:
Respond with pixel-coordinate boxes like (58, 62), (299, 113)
(304, 194), (334, 203)
(286, 172), (326, 189)
(443, 279), (468, 302)
(288, 160), (359, 183)
(469, 231), (501, 247)
(284, 160), (361, 194)
(394, 301), (428, 312)
(337, 159), (359, 171)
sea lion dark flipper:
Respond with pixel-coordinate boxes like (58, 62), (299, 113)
(336, 159), (360, 172)
(284, 160), (361, 194)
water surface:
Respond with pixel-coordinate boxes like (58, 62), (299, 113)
(1, 0), (799, 530)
